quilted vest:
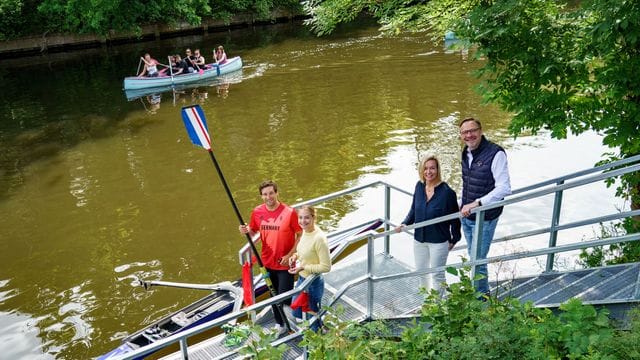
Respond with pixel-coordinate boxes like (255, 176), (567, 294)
(461, 136), (505, 221)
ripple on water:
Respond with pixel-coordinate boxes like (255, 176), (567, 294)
(115, 260), (164, 290)
(56, 283), (98, 346)
(0, 311), (53, 359)
(0, 279), (19, 304)
(241, 62), (275, 80)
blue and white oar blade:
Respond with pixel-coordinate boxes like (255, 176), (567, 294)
(181, 105), (212, 150)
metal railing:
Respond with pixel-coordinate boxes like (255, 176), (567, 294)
(113, 154), (640, 359)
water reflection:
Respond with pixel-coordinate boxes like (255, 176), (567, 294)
(124, 71), (241, 113)
(0, 311), (53, 360)
(143, 94), (162, 114)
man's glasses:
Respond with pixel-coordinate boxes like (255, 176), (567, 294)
(460, 128), (480, 136)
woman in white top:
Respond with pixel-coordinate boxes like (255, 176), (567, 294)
(138, 53), (161, 77)
(288, 205), (331, 331)
(193, 49), (206, 68)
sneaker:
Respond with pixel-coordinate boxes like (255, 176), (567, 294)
(272, 324), (288, 337)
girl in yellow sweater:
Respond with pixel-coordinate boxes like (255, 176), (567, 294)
(288, 205), (331, 331)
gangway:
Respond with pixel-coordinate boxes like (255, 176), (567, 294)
(112, 154), (640, 359)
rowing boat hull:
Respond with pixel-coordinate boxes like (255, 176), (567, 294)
(123, 69), (243, 101)
(122, 57), (243, 90)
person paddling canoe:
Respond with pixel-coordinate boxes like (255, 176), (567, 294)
(138, 53), (167, 77)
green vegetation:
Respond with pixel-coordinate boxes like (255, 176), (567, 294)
(241, 267), (640, 359)
(305, 0), (640, 262)
(0, 0), (302, 40)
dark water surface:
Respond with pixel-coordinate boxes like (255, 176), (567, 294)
(0, 23), (619, 359)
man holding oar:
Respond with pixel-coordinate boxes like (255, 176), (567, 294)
(239, 180), (302, 336)
(181, 105), (295, 335)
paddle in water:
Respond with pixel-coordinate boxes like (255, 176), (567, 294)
(180, 104), (292, 333)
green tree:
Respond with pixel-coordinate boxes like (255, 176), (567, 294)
(36, 0), (212, 35)
(1, 0), (302, 39)
(305, 0), (640, 261)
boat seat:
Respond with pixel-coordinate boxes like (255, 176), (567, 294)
(142, 326), (172, 342)
(171, 312), (191, 327)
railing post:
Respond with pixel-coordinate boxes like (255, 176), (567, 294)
(546, 181), (564, 272)
(367, 233), (375, 320)
(384, 184), (391, 257)
(179, 338), (189, 359)
(470, 210), (484, 284)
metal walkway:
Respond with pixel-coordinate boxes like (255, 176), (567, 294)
(113, 154), (640, 360)
(156, 253), (640, 359)
(156, 252), (423, 359)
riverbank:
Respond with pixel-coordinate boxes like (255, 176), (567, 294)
(0, 10), (304, 60)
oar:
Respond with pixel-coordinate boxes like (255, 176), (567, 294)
(213, 50), (221, 76)
(136, 57), (143, 76)
(193, 60), (204, 75)
(167, 55), (175, 86)
(180, 105), (292, 333)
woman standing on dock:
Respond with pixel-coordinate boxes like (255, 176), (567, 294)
(397, 155), (461, 296)
(288, 205), (331, 331)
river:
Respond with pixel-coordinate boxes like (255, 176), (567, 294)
(0, 22), (622, 359)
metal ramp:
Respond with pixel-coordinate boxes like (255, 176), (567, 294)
(161, 256), (640, 360)
(494, 262), (640, 304)
(111, 155), (640, 360)
(492, 262), (640, 325)
(157, 311), (306, 360)
(322, 252), (424, 320)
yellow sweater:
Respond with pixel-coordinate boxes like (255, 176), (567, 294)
(296, 228), (331, 278)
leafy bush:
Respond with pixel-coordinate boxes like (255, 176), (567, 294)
(294, 266), (640, 359)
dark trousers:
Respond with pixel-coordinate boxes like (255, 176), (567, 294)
(267, 268), (294, 326)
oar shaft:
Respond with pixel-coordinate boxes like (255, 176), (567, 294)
(206, 150), (261, 261)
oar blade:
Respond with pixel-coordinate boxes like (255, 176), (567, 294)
(181, 105), (212, 150)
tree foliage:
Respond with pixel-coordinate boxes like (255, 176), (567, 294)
(305, 0), (640, 261)
(0, 0), (301, 39)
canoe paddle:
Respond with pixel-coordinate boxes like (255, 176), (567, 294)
(180, 104), (292, 333)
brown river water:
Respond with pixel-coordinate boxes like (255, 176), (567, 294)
(0, 22), (621, 359)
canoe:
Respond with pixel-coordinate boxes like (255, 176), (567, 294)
(123, 56), (243, 90)
(97, 219), (382, 360)
(123, 68), (243, 101)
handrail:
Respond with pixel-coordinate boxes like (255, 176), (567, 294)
(117, 155), (639, 360)
(346, 232), (640, 291)
(392, 161), (640, 240)
(237, 154), (640, 265)
(511, 153), (640, 195)
(322, 231), (640, 321)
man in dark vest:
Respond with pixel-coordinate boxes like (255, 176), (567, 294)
(459, 117), (511, 297)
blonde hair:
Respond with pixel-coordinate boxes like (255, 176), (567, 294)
(298, 205), (316, 218)
(418, 155), (442, 183)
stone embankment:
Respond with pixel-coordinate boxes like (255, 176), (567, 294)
(0, 11), (303, 59)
